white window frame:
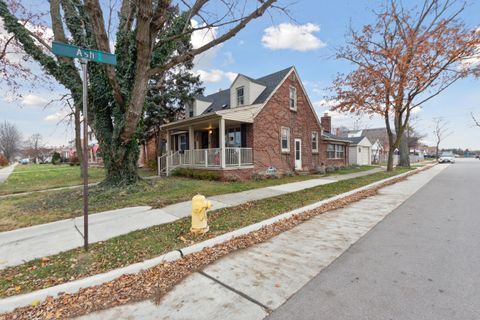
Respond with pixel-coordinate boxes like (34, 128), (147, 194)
(336, 144), (345, 159)
(311, 131), (318, 153)
(280, 127), (290, 153)
(289, 86), (297, 111)
(327, 144), (335, 159)
(236, 86), (245, 107)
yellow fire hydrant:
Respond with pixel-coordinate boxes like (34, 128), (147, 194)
(190, 194), (212, 234)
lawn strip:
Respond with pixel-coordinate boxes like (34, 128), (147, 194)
(2, 167), (425, 320)
(0, 168), (408, 299)
(0, 164), (105, 195)
(0, 166), (374, 232)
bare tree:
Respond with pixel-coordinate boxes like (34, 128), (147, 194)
(24, 133), (51, 163)
(472, 112), (480, 128)
(0, 121), (22, 162)
(331, 0), (480, 171)
(432, 117), (452, 159)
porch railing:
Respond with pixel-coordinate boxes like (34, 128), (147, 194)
(158, 147), (253, 176)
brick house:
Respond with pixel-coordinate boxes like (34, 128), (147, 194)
(159, 66), (349, 180)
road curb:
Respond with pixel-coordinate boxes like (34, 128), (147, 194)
(0, 165), (434, 314)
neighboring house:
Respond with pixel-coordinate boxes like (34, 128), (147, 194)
(68, 129), (102, 164)
(159, 66), (349, 180)
(138, 134), (159, 168)
(341, 128), (390, 164)
(346, 136), (372, 165)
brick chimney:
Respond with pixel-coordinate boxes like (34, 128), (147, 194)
(321, 113), (331, 133)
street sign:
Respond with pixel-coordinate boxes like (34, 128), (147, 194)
(51, 41), (117, 251)
(52, 41), (117, 65)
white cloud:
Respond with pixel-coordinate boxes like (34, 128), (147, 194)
(190, 19), (221, 69)
(262, 23), (326, 52)
(190, 19), (217, 49)
(44, 111), (68, 122)
(196, 69), (237, 83)
(21, 94), (48, 107)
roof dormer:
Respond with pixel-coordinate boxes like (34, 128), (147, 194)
(230, 74), (266, 108)
(187, 97), (212, 118)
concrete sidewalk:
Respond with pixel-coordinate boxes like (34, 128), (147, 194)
(79, 165), (446, 320)
(0, 164), (16, 184)
(0, 168), (382, 269)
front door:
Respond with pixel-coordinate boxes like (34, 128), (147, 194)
(294, 139), (302, 170)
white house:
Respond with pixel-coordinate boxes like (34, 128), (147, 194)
(347, 136), (372, 165)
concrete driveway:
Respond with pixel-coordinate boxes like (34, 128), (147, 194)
(266, 158), (480, 320)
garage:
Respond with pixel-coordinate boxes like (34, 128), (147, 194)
(347, 136), (372, 165)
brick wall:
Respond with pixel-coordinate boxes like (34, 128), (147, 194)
(319, 140), (349, 167)
(252, 71), (324, 174)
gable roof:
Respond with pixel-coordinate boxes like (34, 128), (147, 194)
(198, 66), (293, 115)
(346, 136), (365, 145)
(346, 136), (372, 146)
(359, 128), (391, 143)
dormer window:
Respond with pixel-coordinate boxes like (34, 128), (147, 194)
(236, 87), (245, 106)
(289, 86), (297, 111)
(188, 104), (194, 117)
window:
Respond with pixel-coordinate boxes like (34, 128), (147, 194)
(327, 144), (335, 159)
(358, 147), (362, 153)
(311, 131), (318, 152)
(179, 134), (187, 151)
(289, 86), (297, 110)
(281, 127), (290, 152)
(188, 105), (194, 118)
(336, 145), (345, 158)
(236, 87), (244, 106)
(226, 127), (241, 147)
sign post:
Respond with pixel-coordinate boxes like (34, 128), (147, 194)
(52, 41), (116, 251)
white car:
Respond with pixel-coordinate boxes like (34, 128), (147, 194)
(438, 152), (455, 163)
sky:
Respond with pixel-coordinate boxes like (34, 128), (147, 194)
(0, 0), (479, 149)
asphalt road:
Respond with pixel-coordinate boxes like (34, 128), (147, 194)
(266, 159), (480, 320)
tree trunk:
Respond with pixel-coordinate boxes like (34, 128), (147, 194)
(435, 143), (440, 159)
(398, 131), (410, 167)
(101, 139), (140, 186)
(387, 145), (395, 171)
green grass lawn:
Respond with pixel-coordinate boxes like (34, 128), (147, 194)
(0, 164), (158, 196)
(0, 168), (410, 298)
(0, 166), (376, 232)
(0, 164), (105, 195)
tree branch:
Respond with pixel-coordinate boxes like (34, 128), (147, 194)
(149, 0), (276, 77)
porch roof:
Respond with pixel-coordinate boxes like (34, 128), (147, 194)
(161, 104), (263, 130)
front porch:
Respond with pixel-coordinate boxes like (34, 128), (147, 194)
(159, 115), (254, 176)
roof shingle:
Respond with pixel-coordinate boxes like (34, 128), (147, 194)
(199, 66), (293, 115)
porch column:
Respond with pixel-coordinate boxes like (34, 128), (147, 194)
(219, 117), (226, 168)
(188, 126), (194, 150)
(166, 130), (171, 153)
(188, 126), (194, 165)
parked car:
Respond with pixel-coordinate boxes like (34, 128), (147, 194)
(438, 152), (455, 163)
(20, 158), (30, 165)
